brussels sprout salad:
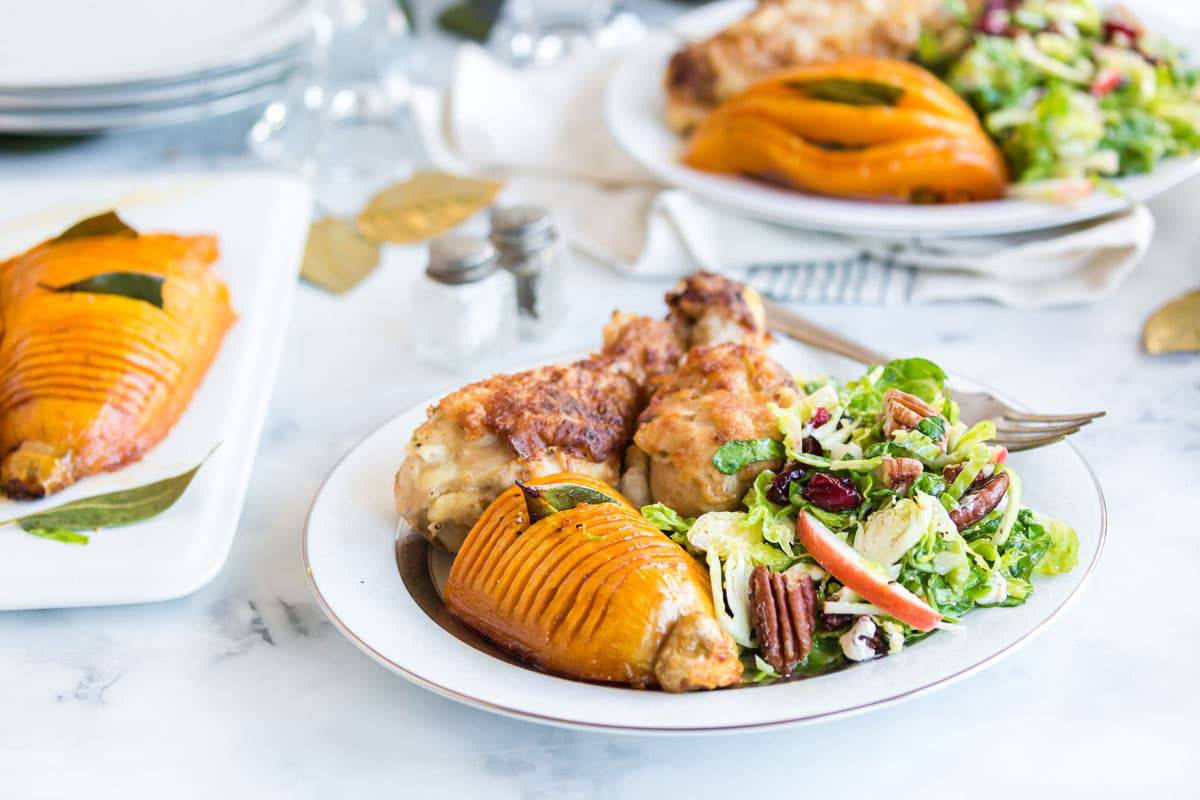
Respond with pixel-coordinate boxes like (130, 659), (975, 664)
(917, 0), (1200, 201)
(641, 358), (1079, 683)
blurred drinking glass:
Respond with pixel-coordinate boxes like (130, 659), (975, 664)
(492, 0), (642, 67)
(249, 0), (418, 215)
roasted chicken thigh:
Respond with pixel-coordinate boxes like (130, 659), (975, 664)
(395, 271), (773, 551)
(396, 312), (682, 552)
(633, 342), (798, 518)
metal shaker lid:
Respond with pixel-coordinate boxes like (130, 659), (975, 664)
(489, 205), (556, 250)
(426, 235), (498, 285)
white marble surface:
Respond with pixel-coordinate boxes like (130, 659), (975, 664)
(2, 3), (1199, 797)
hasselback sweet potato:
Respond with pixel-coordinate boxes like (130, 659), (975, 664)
(445, 473), (742, 691)
(0, 224), (233, 498)
(682, 57), (1008, 203)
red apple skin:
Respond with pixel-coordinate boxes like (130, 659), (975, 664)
(993, 446), (1008, 465)
(796, 512), (942, 632)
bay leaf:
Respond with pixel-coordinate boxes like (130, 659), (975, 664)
(23, 527), (89, 545)
(52, 210), (138, 243)
(300, 217), (381, 294)
(39, 271), (165, 309)
(6, 449), (214, 532)
(437, 0), (503, 42)
(356, 170), (503, 244)
(1144, 289), (1200, 354)
(517, 480), (620, 522)
(786, 78), (904, 106)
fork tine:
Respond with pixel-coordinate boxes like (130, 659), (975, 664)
(994, 422), (1087, 443)
(1002, 410), (1106, 424)
(997, 433), (1067, 452)
(994, 419), (1094, 436)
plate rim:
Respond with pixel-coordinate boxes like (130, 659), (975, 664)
(302, 362), (1108, 734)
(0, 0), (313, 90)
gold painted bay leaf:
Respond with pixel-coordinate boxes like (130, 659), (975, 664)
(1144, 289), (1200, 355)
(301, 217), (381, 294)
(356, 171), (503, 244)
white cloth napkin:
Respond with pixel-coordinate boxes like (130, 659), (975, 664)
(413, 42), (1155, 307)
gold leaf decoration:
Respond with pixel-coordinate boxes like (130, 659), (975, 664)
(356, 170), (503, 244)
(300, 217), (381, 294)
(1143, 289), (1200, 355)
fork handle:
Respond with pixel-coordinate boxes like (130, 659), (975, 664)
(763, 300), (891, 366)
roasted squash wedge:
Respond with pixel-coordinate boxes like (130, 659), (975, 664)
(682, 57), (1008, 203)
(445, 473), (742, 691)
(0, 217), (233, 498)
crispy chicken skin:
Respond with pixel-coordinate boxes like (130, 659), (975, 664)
(665, 0), (941, 132)
(666, 271), (770, 350)
(395, 312), (683, 552)
(633, 343), (798, 518)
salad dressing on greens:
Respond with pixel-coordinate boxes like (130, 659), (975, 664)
(641, 357), (1079, 683)
(917, 0), (1200, 200)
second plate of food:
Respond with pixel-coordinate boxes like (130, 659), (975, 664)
(605, 6), (1200, 237)
(305, 337), (1105, 734)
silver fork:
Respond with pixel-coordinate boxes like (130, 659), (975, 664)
(763, 300), (1104, 452)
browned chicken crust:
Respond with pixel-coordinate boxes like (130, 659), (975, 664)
(665, 0), (941, 132)
(439, 312), (681, 464)
(666, 271), (770, 350)
(634, 342), (798, 517)
(396, 312), (683, 551)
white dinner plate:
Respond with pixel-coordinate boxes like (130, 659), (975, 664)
(0, 73), (298, 135)
(604, 10), (1200, 237)
(0, 44), (307, 112)
(304, 341), (1106, 733)
(0, 0), (312, 90)
(0, 173), (312, 610)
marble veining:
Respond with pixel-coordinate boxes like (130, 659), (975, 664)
(0, 2), (1196, 796)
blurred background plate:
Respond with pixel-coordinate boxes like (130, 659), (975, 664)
(0, 0), (313, 89)
(605, 31), (1200, 237)
(0, 43), (309, 111)
(0, 71), (303, 134)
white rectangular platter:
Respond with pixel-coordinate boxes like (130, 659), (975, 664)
(0, 172), (311, 609)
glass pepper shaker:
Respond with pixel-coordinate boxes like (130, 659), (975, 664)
(408, 235), (517, 372)
(489, 205), (566, 339)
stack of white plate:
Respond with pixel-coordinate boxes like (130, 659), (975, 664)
(0, 0), (314, 134)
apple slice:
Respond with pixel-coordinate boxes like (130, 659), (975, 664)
(796, 512), (942, 632)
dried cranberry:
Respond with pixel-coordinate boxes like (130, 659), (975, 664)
(819, 613), (854, 632)
(810, 407), (831, 428)
(802, 473), (862, 513)
(1103, 18), (1141, 43)
(767, 462), (805, 505)
(978, 8), (1011, 36)
(801, 436), (824, 456)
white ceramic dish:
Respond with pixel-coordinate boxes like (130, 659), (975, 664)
(604, 9), (1200, 237)
(304, 341), (1106, 734)
(0, 74), (298, 135)
(0, 0), (312, 89)
(0, 45), (307, 112)
(0, 173), (312, 611)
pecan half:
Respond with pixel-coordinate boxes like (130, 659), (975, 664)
(882, 389), (947, 452)
(750, 565), (817, 675)
(879, 456), (924, 493)
(949, 472), (1010, 530)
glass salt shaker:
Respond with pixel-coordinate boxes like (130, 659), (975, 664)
(489, 205), (566, 339)
(408, 236), (517, 372)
